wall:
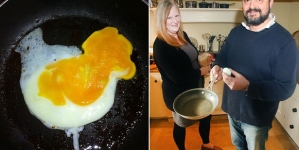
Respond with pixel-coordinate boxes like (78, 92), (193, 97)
(288, 2), (299, 34)
(149, 10), (155, 49)
(149, 1), (297, 50)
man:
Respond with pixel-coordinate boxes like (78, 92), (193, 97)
(210, 0), (299, 149)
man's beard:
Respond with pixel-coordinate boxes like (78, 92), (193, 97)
(244, 8), (270, 26)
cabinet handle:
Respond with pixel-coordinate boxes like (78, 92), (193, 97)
(154, 80), (157, 83)
(292, 108), (297, 112)
(290, 125), (294, 129)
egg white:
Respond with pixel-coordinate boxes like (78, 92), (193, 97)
(15, 28), (128, 149)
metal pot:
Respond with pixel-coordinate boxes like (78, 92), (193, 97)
(211, 2), (219, 8)
(198, 0), (210, 8)
(175, 0), (184, 8)
(185, 1), (197, 8)
(173, 88), (219, 120)
(0, 0), (148, 149)
(219, 3), (235, 8)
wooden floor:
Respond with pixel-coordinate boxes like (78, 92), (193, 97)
(150, 115), (299, 150)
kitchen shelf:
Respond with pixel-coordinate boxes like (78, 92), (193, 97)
(150, 8), (244, 23)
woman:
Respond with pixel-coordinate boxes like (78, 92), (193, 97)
(153, 0), (222, 150)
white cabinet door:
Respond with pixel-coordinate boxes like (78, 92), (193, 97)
(275, 102), (285, 124)
(285, 96), (299, 119)
(275, 84), (299, 147)
(150, 73), (172, 118)
(283, 114), (299, 147)
(291, 84), (299, 103)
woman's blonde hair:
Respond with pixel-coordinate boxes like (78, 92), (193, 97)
(155, 0), (187, 47)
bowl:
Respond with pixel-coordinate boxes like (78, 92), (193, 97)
(173, 88), (219, 120)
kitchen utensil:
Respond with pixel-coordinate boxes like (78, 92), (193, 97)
(219, 3), (235, 8)
(173, 74), (219, 120)
(198, 0), (210, 8)
(189, 37), (198, 48)
(209, 35), (216, 43)
(198, 44), (205, 52)
(185, 1), (197, 8)
(216, 34), (226, 51)
(0, 0), (148, 149)
(208, 75), (218, 90)
(202, 33), (211, 42)
(173, 87), (219, 120)
(207, 35), (216, 51)
(202, 33), (211, 51)
(175, 0), (184, 8)
(211, 2), (219, 8)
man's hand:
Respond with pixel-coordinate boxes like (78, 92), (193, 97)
(222, 69), (249, 91)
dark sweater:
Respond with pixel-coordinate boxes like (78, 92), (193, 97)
(153, 32), (203, 111)
(214, 23), (299, 126)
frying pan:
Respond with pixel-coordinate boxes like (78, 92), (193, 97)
(173, 83), (219, 120)
(0, 0), (148, 149)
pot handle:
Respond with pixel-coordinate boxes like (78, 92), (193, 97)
(207, 75), (217, 91)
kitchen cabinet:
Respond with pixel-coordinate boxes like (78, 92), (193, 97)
(150, 73), (172, 118)
(275, 84), (299, 147)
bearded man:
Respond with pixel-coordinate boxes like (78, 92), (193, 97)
(210, 0), (299, 149)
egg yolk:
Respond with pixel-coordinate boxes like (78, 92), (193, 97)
(38, 27), (136, 106)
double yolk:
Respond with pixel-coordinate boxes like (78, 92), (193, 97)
(37, 27), (136, 106)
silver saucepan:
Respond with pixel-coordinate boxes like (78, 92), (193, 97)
(185, 1), (197, 8)
(211, 2), (219, 8)
(173, 78), (219, 120)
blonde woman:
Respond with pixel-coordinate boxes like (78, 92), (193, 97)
(153, 0), (222, 150)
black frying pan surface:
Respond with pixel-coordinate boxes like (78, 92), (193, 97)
(0, 0), (148, 149)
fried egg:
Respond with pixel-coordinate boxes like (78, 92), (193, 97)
(15, 27), (135, 149)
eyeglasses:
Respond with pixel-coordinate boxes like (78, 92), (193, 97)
(243, 0), (264, 4)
